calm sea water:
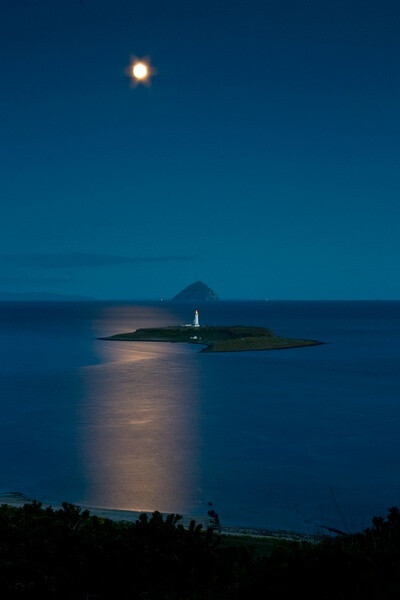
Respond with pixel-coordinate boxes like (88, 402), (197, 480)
(0, 300), (399, 534)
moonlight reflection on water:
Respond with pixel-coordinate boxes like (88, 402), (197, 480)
(79, 306), (202, 515)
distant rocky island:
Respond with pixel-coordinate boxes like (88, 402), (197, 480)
(101, 325), (322, 353)
(172, 281), (219, 302)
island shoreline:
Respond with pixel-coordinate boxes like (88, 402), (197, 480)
(99, 325), (323, 353)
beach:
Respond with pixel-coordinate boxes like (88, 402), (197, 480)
(0, 492), (313, 542)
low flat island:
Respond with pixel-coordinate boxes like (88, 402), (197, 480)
(100, 325), (323, 353)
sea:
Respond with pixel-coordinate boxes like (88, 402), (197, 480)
(0, 300), (399, 535)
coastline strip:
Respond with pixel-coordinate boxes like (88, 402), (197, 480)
(0, 492), (314, 541)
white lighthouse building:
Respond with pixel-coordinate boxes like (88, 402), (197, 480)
(193, 310), (199, 327)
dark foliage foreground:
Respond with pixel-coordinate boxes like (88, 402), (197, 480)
(1, 501), (400, 599)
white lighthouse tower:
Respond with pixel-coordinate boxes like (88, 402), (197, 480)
(193, 310), (199, 327)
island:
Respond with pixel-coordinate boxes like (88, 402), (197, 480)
(172, 281), (219, 302)
(100, 325), (322, 353)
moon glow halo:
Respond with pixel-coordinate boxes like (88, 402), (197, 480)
(126, 57), (155, 87)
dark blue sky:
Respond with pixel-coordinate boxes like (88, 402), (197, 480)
(1, 0), (399, 299)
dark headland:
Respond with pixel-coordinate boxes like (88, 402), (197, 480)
(101, 325), (322, 353)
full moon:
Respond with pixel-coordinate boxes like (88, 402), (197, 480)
(132, 62), (148, 80)
(126, 56), (155, 87)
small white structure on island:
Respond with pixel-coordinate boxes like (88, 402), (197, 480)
(193, 309), (199, 327)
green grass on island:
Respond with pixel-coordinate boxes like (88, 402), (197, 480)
(101, 325), (322, 352)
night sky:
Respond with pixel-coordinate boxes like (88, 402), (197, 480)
(1, 0), (399, 299)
